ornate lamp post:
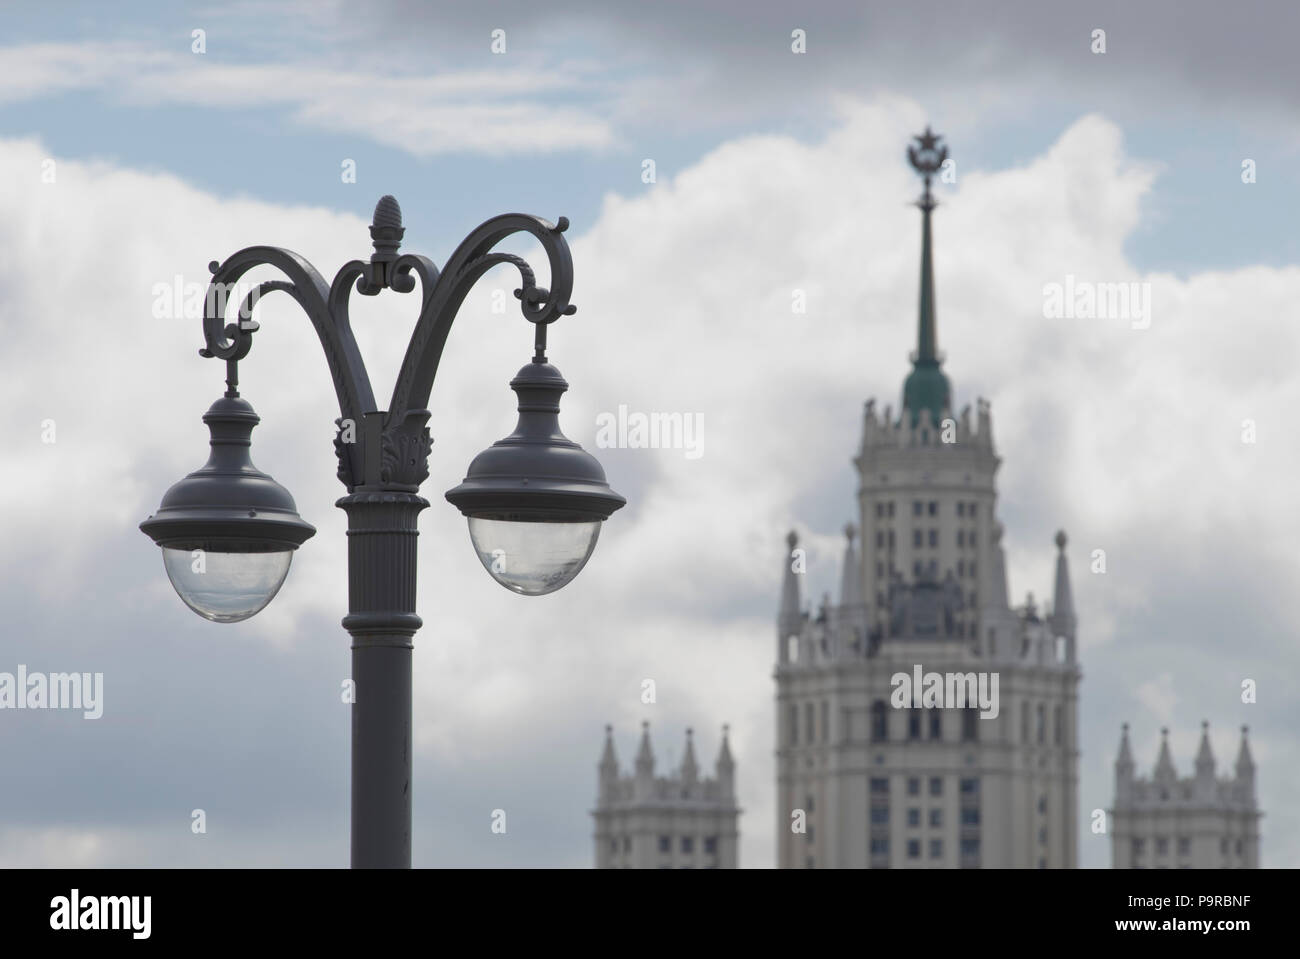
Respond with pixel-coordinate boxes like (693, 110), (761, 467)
(141, 197), (625, 867)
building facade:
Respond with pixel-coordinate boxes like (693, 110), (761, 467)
(774, 128), (1082, 868)
(593, 723), (741, 868)
(1110, 722), (1260, 868)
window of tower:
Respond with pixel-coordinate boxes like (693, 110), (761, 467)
(1020, 703), (1029, 744)
(929, 839), (943, 859)
(876, 562), (883, 578)
(1038, 795), (1047, 814)
(805, 704), (814, 745)
(789, 704), (798, 744)
(958, 530), (965, 547)
(908, 709), (921, 740)
(1036, 704), (1046, 744)
(821, 701), (829, 742)
(907, 840), (921, 859)
(704, 836), (717, 855)
(907, 808), (920, 828)
(871, 806), (890, 825)
(913, 561), (922, 578)
(928, 501), (937, 515)
(877, 531), (884, 549)
(930, 560), (939, 577)
(913, 501), (922, 516)
(1177, 837), (1190, 856)
(928, 711), (942, 740)
(928, 529), (938, 547)
(1156, 837), (1168, 856)
(1053, 705), (1063, 745)
(960, 777), (979, 796)
(888, 501), (896, 517)
(957, 502), (965, 517)
(961, 807), (981, 826)
(888, 530), (895, 549)
(913, 529), (922, 548)
(929, 809), (942, 828)
(929, 777), (943, 797)
(870, 777), (890, 795)
(875, 503), (883, 518)
(659, 836), (671, 853)
(907, 777), (920, 796)
(961, 708), (978, 742)
(871, 702), (888, 741)
(681, 837), (694, 854)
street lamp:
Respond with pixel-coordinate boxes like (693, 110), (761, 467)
(141, 196), (625, 867)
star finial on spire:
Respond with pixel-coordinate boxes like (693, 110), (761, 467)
(908, 125), (948, 211)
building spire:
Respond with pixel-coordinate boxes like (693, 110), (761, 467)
(778, 530), (803, 654)
(839, 523), (862, 609)
(598, 723), (619, 802)
(1116, 723), (1134, 768)
(1195, 720), (1215, 772)
(1155, 726), (1176, 782)
(681, 727), (699, 788)
(1235, 724), (1255, 774)
(716, 724), (736, 800)
(1049, 530), (1077, 662)
(902, 126), (952, 427)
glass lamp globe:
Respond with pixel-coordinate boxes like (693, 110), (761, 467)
(161, 547), (295, 623)
(467, 517), (601, 596)
(445, 359), (625, 596)
(141, 394), (316, 623)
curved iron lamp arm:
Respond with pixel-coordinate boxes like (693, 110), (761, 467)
(197, 198), (577, 495)
(387, 212), (576, 425)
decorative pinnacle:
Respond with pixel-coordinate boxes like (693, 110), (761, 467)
(1055, 529), (1068, 551)
(373, 195), (403, 231)
(786, 530), (798, 549)
(844, 523), (856, 544)
(369, 195), (405, 263)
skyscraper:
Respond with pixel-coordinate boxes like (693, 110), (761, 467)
(774, 128), (1082, 868)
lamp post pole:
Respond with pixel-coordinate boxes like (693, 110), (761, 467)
(142, 196), (624, 868)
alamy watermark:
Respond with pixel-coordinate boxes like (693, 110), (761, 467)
(1043, 274), (1151, 329)
(0, 666), (103, 718)
(595, 405), (703, 459)
(890, 664), (999, 719)
(151, 275), (264, 321)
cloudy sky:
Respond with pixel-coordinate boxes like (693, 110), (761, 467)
(0, 0), (1296, 868)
